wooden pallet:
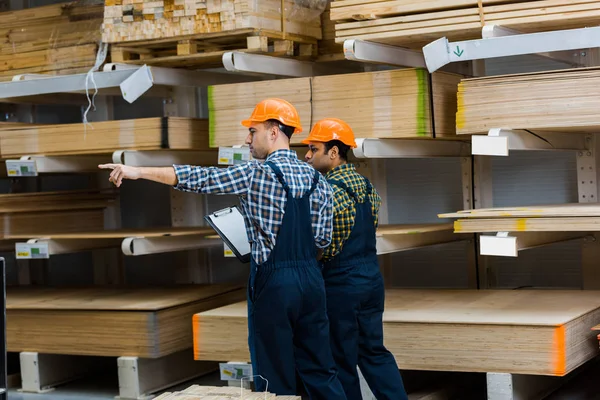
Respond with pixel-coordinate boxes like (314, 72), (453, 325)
(110, 28), (318, 68)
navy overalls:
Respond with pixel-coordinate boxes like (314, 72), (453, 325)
(247, 161), (347, 399)
(322, 177), (408, 400)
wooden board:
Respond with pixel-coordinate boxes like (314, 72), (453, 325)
(193, 289), (600, 376)
(0, 117), (208, 157)
(456, 67), (600, 135)
(5, 226), (215, 240)
(7, 285), (246, 358)
(0, 189), (117, 214)
(0, 2), (102, 79)
(452, 217), (600, 233)
(208, 68), (461, 147)
(332, 0), (600, 49)
(439, 203), (600, 219)
(102, 0), (323, 44)
(154, 385), (301, 399)
(0, 209), (106, 237)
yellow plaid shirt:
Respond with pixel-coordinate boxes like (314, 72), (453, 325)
(322, 163), (381, 261)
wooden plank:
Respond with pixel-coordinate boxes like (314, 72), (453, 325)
(154, 385), (301, 399)
(440, 203), (600, 219)
(5, 226), (215, 240)
(193, 289), (600, 375)
(7, 285), (246, 358)
(453, 217), (600, 233)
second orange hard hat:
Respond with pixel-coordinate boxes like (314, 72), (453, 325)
(302, 118), (357, 148)
(241, 98), (303, 134)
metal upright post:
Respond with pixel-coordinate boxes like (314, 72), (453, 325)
(0, 257), (6, 400)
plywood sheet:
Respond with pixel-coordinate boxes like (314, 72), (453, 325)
(154, 385), (300, 399)
(193, 289), (600, 375)
(5, 226), (215, 240)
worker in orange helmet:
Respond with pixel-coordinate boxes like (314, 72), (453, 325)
(99, 99), (347, 399)
(304, 118), (408, 400)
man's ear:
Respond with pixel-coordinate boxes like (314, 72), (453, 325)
(330, 146), (339, 159)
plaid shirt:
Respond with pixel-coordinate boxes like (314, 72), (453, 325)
(173, 149), (333, 265)
(322, 163), (381, 261)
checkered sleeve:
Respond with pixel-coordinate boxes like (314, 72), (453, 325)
(173, 163), (255, 195)
(325, 185), (355, 258)
(312, 175), (334, 249)
(370, 187), (382, 228)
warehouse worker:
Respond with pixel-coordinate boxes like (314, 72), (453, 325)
(98, 99), (346, 399)
(303, 118), (408, 400)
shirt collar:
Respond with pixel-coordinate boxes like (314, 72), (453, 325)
(325, 163), (355, 179)
(265, 149), (297, 161)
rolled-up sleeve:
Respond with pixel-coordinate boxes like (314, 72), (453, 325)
(173, 163), (255, 195)
(312, 177), (334, 249)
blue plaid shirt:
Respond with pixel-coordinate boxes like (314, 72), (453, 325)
(173, 149), (333, 264)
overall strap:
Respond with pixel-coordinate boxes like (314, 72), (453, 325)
(306, 169), (320, 197)
(363, 176), (373, 196)
(328, 179), (359, 202)
(265, 161), (290, 193)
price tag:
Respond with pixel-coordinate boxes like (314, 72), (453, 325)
(219, 363), (253, 381)
(15, 242), (49, 259)
(6, 160), (37, 177)
(223, 243), (235, 258)
(218, 147), (250, 166)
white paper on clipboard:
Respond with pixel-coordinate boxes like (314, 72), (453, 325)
(204, 206), (251, 263)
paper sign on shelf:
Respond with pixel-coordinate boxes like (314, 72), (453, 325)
(223, 243), (235, 258)
(15, 242), (49, 259)
(219, 363), (253, 381)
(6, 160), (37, 177)
(218, 147), (250, 166)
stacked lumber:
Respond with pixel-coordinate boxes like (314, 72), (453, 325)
(0, 117), (209, 157)
(208, 68), (461, 147)
(439, 203), (600, 232)
(193, 289), (600, 376)
(456, 67), (600, 135)
(101, 0), (323, 43)
(7, 284), (245, 358)
(155, 385), (301, 399)
(0, 1), (103, 80)
(318, 2), (342, 60)
(331, 0), (600, 48)
(0, 189), (116, 236)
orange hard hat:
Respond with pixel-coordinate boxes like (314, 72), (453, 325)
(302, 118), (357, 148)
(241, 98), (302, 134)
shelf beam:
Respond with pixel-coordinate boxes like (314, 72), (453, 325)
(15, 238), (121, 259)
(121, 235), (222, 256)
(479, 232), (589, 257)
(353, 138), (470, 159)
(343, 40), (426, 68)
(4, 155), (110, 176)
(377, 229), (470, 255)
(112, 150), (218, 167)
(423, 26), (600, 73)
(471, 129), (590, 156)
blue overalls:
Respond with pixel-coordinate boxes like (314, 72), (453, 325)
(322, 177), (408, 400)
(247, 161), (347, 399)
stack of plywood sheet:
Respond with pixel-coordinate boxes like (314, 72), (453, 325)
(318, 2), (342, 60)
(155, 385), (301, 399)
(193, 289), (600, 376)
(0, 189), (117, 236)
(208, 68), (461, 147)
(7, 284), (245, 358)
(439, 203), (600, 233)
(456, 67), (600, 135)
(0, 117), (208, 157)
(331, 0), (600, 49)
(0, 1), (103, 81)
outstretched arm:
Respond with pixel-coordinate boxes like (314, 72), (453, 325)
(98, 164), (177, 187)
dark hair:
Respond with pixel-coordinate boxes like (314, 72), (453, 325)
(265, 119), (294, 140)
(325, 140), (350, 161)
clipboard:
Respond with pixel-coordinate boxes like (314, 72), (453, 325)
(204, 206), (251, 263)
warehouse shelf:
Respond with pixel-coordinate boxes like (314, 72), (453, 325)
(471, 129), (591, 156)
(3, 155), (110, 177)
(353, 137), (471, 158)
(376, 224), (470, 255)
(11, 228), (221, 259)
(343, 39), (426, 68)
(112, 150), (218, 167)
(0, 65), (251, 102)
(423, 25), (600, 73)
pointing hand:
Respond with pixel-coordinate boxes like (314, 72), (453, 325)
(98, 163), (141, 187)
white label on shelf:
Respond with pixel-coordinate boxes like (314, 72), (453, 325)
(218, 147), (250, 165)
(15, 242), (49, 259)
(6, 160), (37, 177)
(219, 363), (253, 381)
(479, 235), (517, 257)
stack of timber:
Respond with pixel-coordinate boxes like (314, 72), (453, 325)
(0, 117), (208, 157)
(155, 385), (301, 399)
(318, 2), (342, 60)
(208, 68), (461, 147)
(193, 289), (600, 376)
(0, 1), (103, 81)
(0, 189), (116, 236)
(102, 0), (324, 67)
(7, 284), (245, 357)
(331, 0), (600, 49)
(456, 67), (600, 135)
(439, 203), (600, 233)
